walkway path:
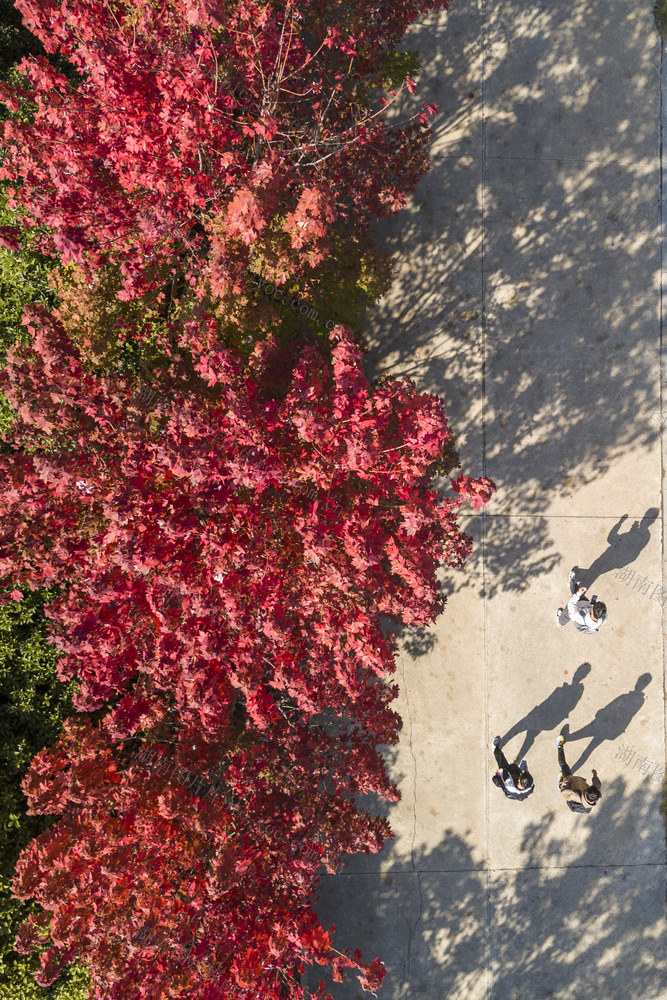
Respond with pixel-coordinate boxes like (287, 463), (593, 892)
(312, 2), (667, 998)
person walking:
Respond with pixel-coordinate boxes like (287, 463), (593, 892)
(556, 570), (607, 633)
(557, 732), (601, 813)
(491, 737), (534, 800)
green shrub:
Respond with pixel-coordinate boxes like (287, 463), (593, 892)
(0, 588), (91, 998)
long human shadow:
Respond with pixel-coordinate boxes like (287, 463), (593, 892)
(563, 673), (652, 772)
(499, 661), (591, 762)
(361, 0), (660, 600)
(572, 509), (659, 591)
(311, 775), (666, 1000)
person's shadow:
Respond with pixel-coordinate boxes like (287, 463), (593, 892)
(563, 673), (652, 772)
(500, 662), (591, 762)
(573, 509), (658, 591)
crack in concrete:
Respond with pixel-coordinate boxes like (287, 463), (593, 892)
(405, 871), (424, 984)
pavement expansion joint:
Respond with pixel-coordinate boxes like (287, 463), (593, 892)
(322, 860), (667, 878)
(398, 648), (420, 872)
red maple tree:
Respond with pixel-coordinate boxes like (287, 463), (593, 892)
(0, 308), (493, 726)
(1, 307), (493, 997)
(1, 0), (448, 300)
(12, 709), (390, 1000)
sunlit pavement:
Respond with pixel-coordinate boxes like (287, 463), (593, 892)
(309, 2), (667, 998)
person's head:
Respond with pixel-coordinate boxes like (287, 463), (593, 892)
(584, 786), (601, 806)
(518, 771), (533, 790)
(591, 601), (606, 621)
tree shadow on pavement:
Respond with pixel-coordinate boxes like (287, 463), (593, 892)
(396, 624), (438, 659)
(310, 776), (666, 1000)
(499, 661), (591, 762)
(381, 618), (439, 660)
(563, 673), (652, 772)
(361, 0), (661, 600)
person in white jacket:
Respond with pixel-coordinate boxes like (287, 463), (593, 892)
(556, 571), (607, 633)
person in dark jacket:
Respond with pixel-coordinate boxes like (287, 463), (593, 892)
(491, 737), (534, 800)
(557, 732), (601, 813)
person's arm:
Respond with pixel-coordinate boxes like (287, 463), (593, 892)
(500, 769), (515, 791)
(591, 769), (602, 792)
(607, 514), (627, 545)
(507, 763), (523, 786)
(560, 783), (577, 802)
(567, 587), (586, 618)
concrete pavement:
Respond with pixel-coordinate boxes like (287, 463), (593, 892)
(310, 1), (667, 998)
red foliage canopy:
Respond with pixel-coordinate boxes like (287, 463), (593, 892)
(12, 710), (391, 1000)
(1, 309), (493, 998)
(1, 0), (449, 299)
(0, 309), (492, 729)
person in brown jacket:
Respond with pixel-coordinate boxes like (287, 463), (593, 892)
(557, 732), (601, 813)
